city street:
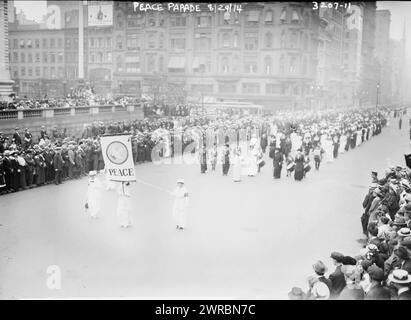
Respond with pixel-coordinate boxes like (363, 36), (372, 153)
(0, 116), (409, 299)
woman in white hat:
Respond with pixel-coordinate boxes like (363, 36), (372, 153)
(172, 179), (189, 230)
(85, 170), (102, 219)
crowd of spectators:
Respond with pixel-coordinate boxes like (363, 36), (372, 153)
(289, 112), (411, 299)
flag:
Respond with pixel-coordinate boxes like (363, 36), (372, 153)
(100, 135), (136, 182)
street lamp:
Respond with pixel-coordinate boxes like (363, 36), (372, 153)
(376, 82), (380, 110)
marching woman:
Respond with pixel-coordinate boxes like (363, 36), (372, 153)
(294, 148), (305, 181)
(222, 143), (230, 176)
(286, 154), (295, 177)
(313, 145), (323, 170)
(199, 147), (208, 174)
(208, 143), (218, 171)
(303, 156), (311, 178)
(85, 170), (102, 219)
(247, 144), (259, 177)
(272, 147), (284, 179)
(117, 181), (132, 228)
(332, 135), (340, 159)
(232, 146), (243, 182)
(340, 132), (347, 154)
(172, 179), (189, 230)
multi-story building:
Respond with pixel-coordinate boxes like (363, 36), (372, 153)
(0, 0), (14, 99)
(359, 1), (378, 106)
(374, 9), (391, 105)
(316, 5), (347, 108)
(342, 3), (363, 107)
(113, 2), (321, 109)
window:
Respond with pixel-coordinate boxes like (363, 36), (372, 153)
(20, 39), (25, 48)
(58, 38), (62, 48)
(221, 56), (230, 73)
(264, 56), (272, 74)
(234, 32), (239, 48)
(107, 52), (112, 62)
(159, 33), (164, 48)
(302, 57), (307, 74)
(191, 84), (213, 93)
(279, 54), (285, 73)
(42, 38), (47, 48)
(158, 55), (164, 72)
(13, 52), (18, 62)
(43, 52), (47, 63)
(146, 54), (156, 73)
(289, 55), (297, 73)
(147, 33), (156, 49)
(266, 84), (281, 94)
(35, 67), (40, 77)
(127, 34), (138, 50)
(116, 56), (123, 72)
(194, 34), (211, 50)
(21, 67), (26, 76)
(170, 16), (186, 27)
(13, 39), (18, 49)
(219, 83), (236, 93)
(35, 39), (40, 48)
(280, 8), (287, 23)
(222, 32), (230, 48)
(50, 38), (55, 48)
(265, 32), (273, 48)
(58, 67), (64, 78)
(58, 52), (63, 63)
(196, 15), (211, 27)
(106, 37), (112, 48)
(125, 56), (140, 73)
(244, 33), (258, 50)
(90, 53), (95, 63)
(43, 67), (48, 78)
(13, 69), (18, 78)
(28, 67), (32, 77)
(90, 38), (95, 48)
(291, 10), (300, 23)
(280, 30), (286, 48)
(98, 38), (103, 48)
(27, 53), (32, 63)
(242, 83), (260, 94)
(265, 10), (273, 24)
(50, 53), (56, 63)
(116, 13), (124, 28)
(303, 34), (308, 50)
(246, 11), (260, 25)
(97, 52), (103, 63)
(65, 39), (71, 49)
(148, 15), (156, 27)
(116, 35), (123, 49)
(244, 61), (257, 73)
(171, 38), (185, 51)
(290, 31), (298, 48)
(20, 53), (25, 63)
(50, 67), (56, 78)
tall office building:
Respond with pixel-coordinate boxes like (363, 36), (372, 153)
(0, 0), (14, 99)
(375, 9), (391, 104)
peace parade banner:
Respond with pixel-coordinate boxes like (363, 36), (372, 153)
(100, 134), (136, 182)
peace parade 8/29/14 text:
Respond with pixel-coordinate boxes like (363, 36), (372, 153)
(155, 304), (256, 317)
(133, 2), (243, 13)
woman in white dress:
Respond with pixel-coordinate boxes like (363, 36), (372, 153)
(247, 145), (259, 177)
(324, 135), (334, 163)
(117, 181), (132, 228)
(86, 170), (102, 219)
(172, 179), (189, 230)
(340, 133), (347, 154)
(356, 128), (362, 147)
(232, 147), (243, 182)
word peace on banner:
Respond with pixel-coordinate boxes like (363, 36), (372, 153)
(100, 134), (136, 182)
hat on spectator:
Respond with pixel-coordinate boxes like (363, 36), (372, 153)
(368, 265), (384, 282)
(398, 228), (411, 237)
(330, 252), (345, 263)
(361, 259), (373, 271)
(89, 171), (97, 177)
(313, 260), (327, 275)
(288, 287), (307, 300)
(393, 216), (407, 227)
(388, 269), (411, 284)
(394, 246), (409, 260)
(177, 179), (184, 184)
(402, 238), (411, 250)
(342, 256), (357, 266)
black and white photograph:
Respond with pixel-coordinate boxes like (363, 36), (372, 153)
(1, 0), (411, 305)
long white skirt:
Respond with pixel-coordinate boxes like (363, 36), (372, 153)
(87, 190), (101, 218)
(233, 159), (242, 182)
(117, 195), (131, 227)
(173, 200), (187, 228)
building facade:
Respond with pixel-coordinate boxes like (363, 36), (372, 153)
(0, 0), (14, 99)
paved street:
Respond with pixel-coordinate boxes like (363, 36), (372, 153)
(0, 116), (409, 299)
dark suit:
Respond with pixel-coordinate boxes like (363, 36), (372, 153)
(329, 266), (347, 298)
(53, 153), (64, 185)
(13, 132), (22, 145)
(365, 283), (391, 300)
(397, 289), (411, 300)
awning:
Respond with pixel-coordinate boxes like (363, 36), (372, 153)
(168, 56), (185, 69)
(247, 11), (260, 22)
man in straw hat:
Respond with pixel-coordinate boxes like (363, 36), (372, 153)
(172, 179), (189, 230)
(387, 269), (411, 300)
